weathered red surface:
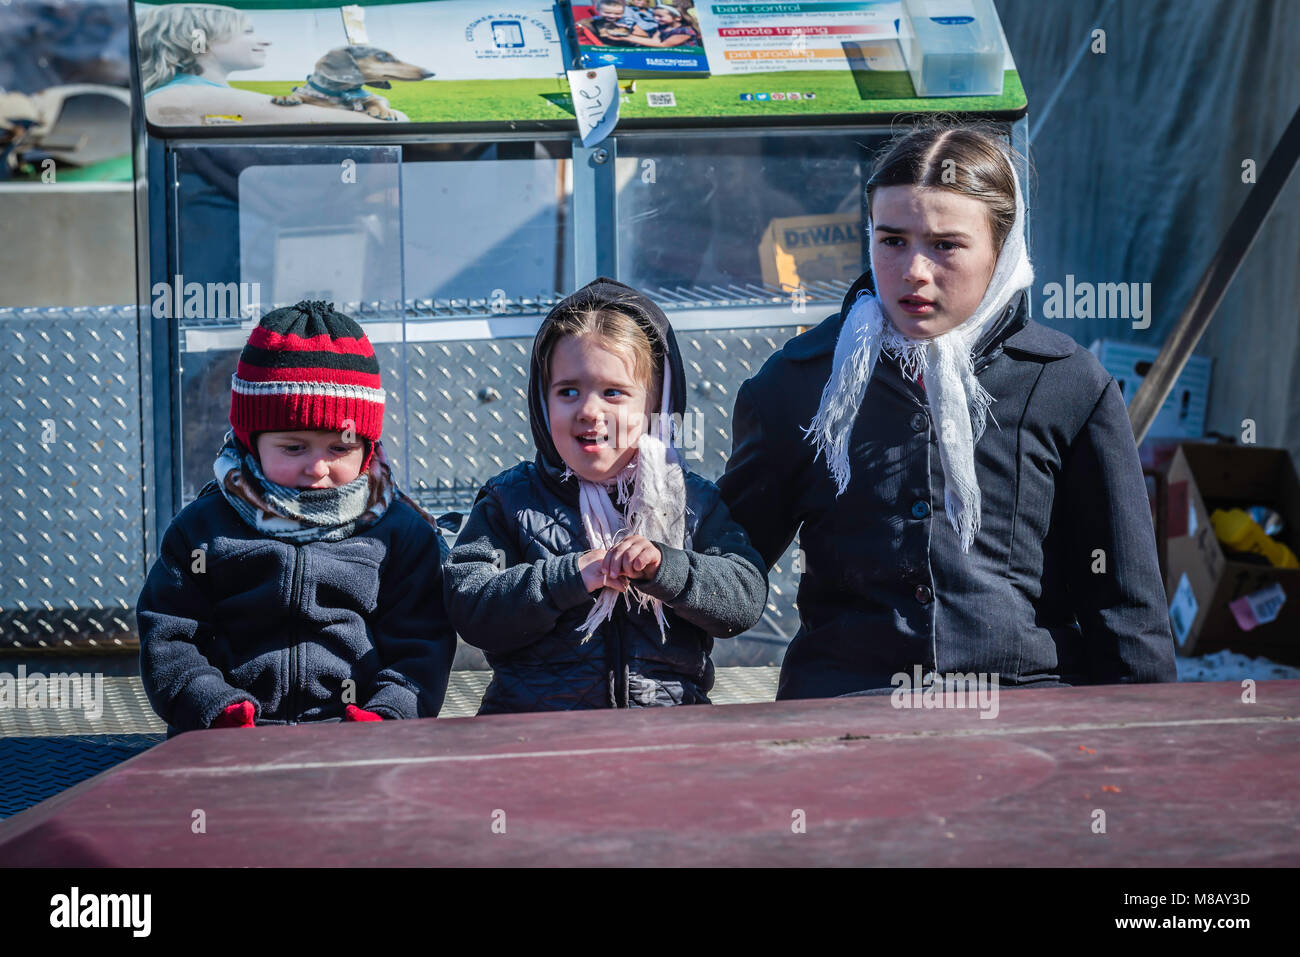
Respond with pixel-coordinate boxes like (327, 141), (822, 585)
(2, 680), (1297, 866)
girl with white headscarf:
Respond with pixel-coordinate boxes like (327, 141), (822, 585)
(718, 121), (1176, 700)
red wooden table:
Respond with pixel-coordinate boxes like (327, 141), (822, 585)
(2, 679), (1297, 866)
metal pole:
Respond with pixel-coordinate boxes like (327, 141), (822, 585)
(571, 138), (619, 288)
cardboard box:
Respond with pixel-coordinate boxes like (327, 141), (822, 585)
(758, 213), (863, 293)
(1163, 443), (1300, 662)
(1089, 339), (1211, 439)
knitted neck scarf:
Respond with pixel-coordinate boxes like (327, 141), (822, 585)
(542, 365), (687, 642)
(213, 432), (398, 543)
(804, 170), (1034, 553)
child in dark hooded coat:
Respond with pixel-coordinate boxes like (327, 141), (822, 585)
(444, 277), (768, 713)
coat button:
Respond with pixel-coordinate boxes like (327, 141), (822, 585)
(911, 500), (931, 519)
(915, 584), (933, 604)
(910, 412), (929, 432)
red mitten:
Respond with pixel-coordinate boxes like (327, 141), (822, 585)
(211, 700), (256, 729)
(345, 704), (383, 722)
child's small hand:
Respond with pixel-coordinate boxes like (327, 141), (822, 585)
(211, 700), (256, 729)
(344, 704), (383, 722)
(602, 535), (662, 582)
(579, 548), (627, 593)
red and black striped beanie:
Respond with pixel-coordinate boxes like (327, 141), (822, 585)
(229, 300), (384, 462)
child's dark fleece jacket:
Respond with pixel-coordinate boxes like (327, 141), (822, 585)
(137, 486), (456, 734)
(444, 277), (768, 714)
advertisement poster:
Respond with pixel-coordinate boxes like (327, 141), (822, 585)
(694, 0), (894, 74)
(132, 0), (1024, 131)
(135, 0), (566, 127)
(563, 1), (710, 77)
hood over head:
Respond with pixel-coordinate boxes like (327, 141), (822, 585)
(527, 276), (687, 482)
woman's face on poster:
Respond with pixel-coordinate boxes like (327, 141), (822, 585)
(202, 20), (270, 72)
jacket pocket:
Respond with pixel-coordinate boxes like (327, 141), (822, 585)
(313, 549), (383, 614)
(1006, 440), (1058, 583)
(627, 673), (709, 707)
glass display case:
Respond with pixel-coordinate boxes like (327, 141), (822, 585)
(154, 124), (1024, 502)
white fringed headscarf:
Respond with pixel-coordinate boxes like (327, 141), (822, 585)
(542, 362), (687, 642)
(804, 168), (1034, 553)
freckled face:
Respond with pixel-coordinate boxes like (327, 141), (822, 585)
(255, 430), (364, 489)
(870, 185), (999, 339)
(547, 335), (653, 484)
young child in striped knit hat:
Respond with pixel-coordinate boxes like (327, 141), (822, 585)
(138, 300), (456, 734)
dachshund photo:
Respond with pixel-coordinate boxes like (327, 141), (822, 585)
(272, 45), (432, 120)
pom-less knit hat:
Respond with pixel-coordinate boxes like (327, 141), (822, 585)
(229, 300), (385, 467)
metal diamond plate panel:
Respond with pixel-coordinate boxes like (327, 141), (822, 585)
(0, 674), (164, 736)
(1, 305), (806, 664)
(0, 734), (163, 819)
(0, 306), (144, 650)
(398, 329), (801, 491)
(438, 666), (778, 716)
(402, 338), (534, 492)
(393, 327), (806, 664)
(710, 666), (780, 705)
(442, 671), (491, 718)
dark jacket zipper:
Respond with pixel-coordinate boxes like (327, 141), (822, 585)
(612, 616), (627, 709)
(287, 544), (305, 724)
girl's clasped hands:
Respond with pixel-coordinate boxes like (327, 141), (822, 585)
(578, 535), (663, 593)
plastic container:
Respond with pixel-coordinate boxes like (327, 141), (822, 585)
(899, 0), (1007, 97)
(1211, 508), (1300, 569)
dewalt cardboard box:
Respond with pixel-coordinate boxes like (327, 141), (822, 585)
(1163, 443), (1300, 663)
(758, 213), (863, 293)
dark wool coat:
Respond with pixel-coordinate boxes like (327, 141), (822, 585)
(443, 277), (768, 714)
(718, 272), (1178, 699)
(138, 487), (456, 733)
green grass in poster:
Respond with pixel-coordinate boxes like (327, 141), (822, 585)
(235, 70), (1025, 124)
